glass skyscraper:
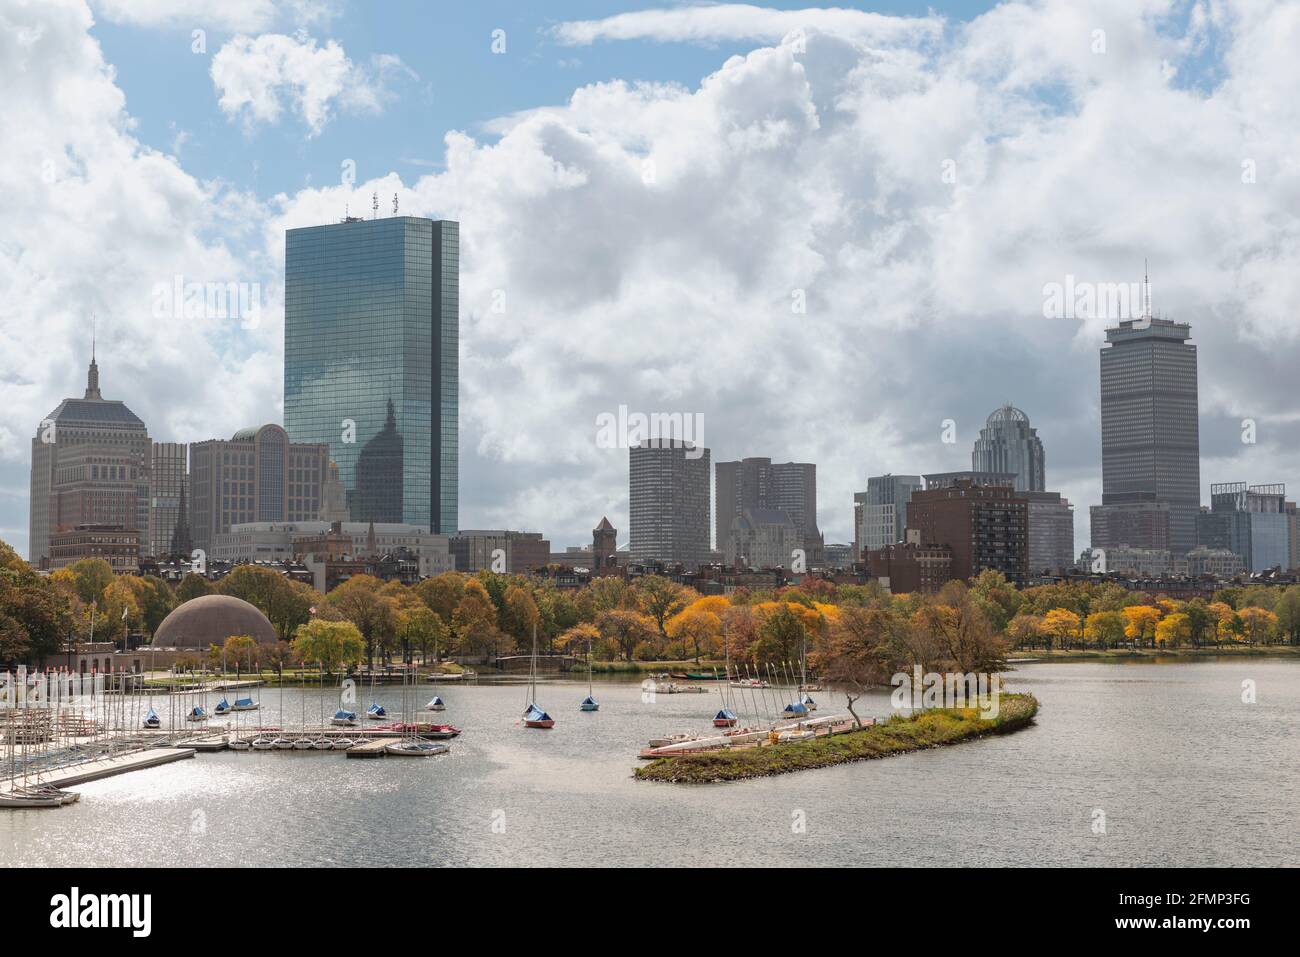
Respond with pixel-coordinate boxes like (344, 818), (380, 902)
(972, 405), (1045, 492)
(284, 215), (458, 533)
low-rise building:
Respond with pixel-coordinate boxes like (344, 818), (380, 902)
(451, 530), (551, 575)
(49, 523), (140, 572)
(864, 530), (953, 594)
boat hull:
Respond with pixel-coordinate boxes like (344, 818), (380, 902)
(524, 719), (555, 729)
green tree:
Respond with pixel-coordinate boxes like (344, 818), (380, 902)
(292, 619), (364, 673)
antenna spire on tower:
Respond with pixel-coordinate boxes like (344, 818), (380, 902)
(1143, 259), (1151, 320)
(392, 193), (399, 216)
(372, 191), (378, 219)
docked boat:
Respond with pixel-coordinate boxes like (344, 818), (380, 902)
(425, 696), (445, 712)
(291, 737), (313, 750)
(331, 737), (355, 750)
(782, 701), (810, 720)
(312, 737), (333, 750)
(213, 696), (232, 715)
(228, 737), (251, 751)
(272, 736), (294, 750)
(799, 692), (818, 712)
(778, 728), (816, 743)
(366, 703), (387, 720)
(186, 705), (209, 722)
(713, 708), (738, 728)
(0, 785), (80, 808)
(331, 709), (358, 726)
(384, 740), (450, 757)
(251, 736), (275, 751)
(143, 707), (160, 729)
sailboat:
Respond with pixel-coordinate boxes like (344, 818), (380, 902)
(214, 696), (232, 715)
(713, 708), (738, 728)
(292, 677), (313, 749)
(425, 695), (445, 712)
(365, 668), (387, 719)
(143, 707), (160, 729)
(385, 668), (450, 756)
(312, 665), (332, 749)
(521, 623), (554, 729)
(579, 632), (599, 712)
(186, 705), (209, 722)
(331, 708), (358, 726)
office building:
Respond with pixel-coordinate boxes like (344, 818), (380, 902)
(726, 508), (800, 569)
(189, 424), (330, 555)
(1023, 490), (1075, 576)
(852, 474), (923, 559)
(715, 458), (821, 560)
(451, 530), (551, 575)
(1198, 483), (1289, 573)
(1093, 315), (1200, 553)
(630, 440), (711, 570)
(971, 405), (1045, 491)
(48, 523), (140, 572)
(284, 215), (459, 533)
(29, 352), (151, 566)
(148, 442), (188, 558)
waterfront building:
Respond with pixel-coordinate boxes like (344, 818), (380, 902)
(715, 458), (822, 562)
(852, 474), (923, 559)
(189, 425), (330, 556)
(28, 352), (150, 566)
(971, 405), (1046, 491)
(284, 215), (459, 533)
(905, 478), (1029, 583)
(1093, 315), (1200, 553)
(451, 530), (551, 575)
(148, 442), (188, 558)
(629, 440), (711, 570)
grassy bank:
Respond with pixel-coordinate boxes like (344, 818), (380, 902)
(1009, 645), (1300, 661)
(635, 693), (1039, 784)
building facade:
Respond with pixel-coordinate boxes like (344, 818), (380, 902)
(1023, 490), (1075, 576)
(592, 517), (618, 575)
(29, 354), (151, 566)
(971, 405), (1045, 491)
(148, 441), (188, 559)
(905, 479), (1029, 584)
(852, 474), (923, 559)
(726, 507), (800, 569)
(189, 424), (330, 556)
(1093, 316), (1200, 553)
(629, 440), (711, 570)
(864, 532), (954, 594)
(715, 458), (821, 561)
(48, 523), (140, 572)
(450, 530), (551, 575)
(1199, 483), (1289, 573)
(284, 215), (459, 533)
(210, 520), (452, 576)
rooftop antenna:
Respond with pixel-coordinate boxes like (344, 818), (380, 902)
(392, 193), (399, 216)
(372, 191), (379, 219)
(1143, 259), (1151, 321)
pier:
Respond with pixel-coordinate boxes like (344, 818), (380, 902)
(0, 747), (195, 794)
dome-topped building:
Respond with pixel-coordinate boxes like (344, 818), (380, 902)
(972, 404), (1045, 492)
(152, 594), (279, 649)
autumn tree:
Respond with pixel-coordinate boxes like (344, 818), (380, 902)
(1122, 605), (1162, 646)
(292, 619), (364, 674)
(635, 575), (689, 636)
(1237, 606), (1278, 646)
(814, 604), (903, 727)
(324, 575), (396, 666)
(596, 608), (657, 661)
(666, 606), (722, 663)
(1083, 610), (1126, 648)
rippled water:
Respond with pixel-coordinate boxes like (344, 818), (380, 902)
(1, 661), (1296, 867)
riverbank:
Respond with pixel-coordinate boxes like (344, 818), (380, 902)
(634, 694), (1039, 784)
(1008, 645), (1300, 661)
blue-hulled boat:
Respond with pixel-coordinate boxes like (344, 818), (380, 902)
(186, 705), (209, 722)
(331, 709), (358, 726)
(782, 701), (810, 720)
(580, 695), (599, 712)
(366, 703), (387, 720)
(523, 703), (554, 729)
(231, 694), (258, 711)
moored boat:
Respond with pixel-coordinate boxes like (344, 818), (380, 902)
(231, 695), (259, 711)
(213, 697), (232, 715)
(384, 740), (450, 757)
(580, 695), (599, 712)
(331, 709), (358, 726)
(186, 705), (209, 722)
(713, 708), (738, 728)
(425, 696), (445, 712)
(523, 704), (554, 729)
(143, 707), (160, 729)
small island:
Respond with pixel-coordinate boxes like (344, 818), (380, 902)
(635, 694), (1039, 784)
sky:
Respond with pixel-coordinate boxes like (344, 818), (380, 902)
(2, 0), (1300, 560)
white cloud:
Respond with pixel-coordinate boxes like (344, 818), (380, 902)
(552, 3), (944, 47)
(91, 0), (340, 33)
(211, 33), (411, 136)
(5, 0), (1300, 561)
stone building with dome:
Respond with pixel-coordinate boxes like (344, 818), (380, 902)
(151, 594), (280, 649)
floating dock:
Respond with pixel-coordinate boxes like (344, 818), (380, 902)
(0, 747), (195, 793)
(345, 738), (399, 758)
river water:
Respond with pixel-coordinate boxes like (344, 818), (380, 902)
(1, 661), (1296, 867)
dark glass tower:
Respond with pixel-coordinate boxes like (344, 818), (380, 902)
(284, 215), (458, 533)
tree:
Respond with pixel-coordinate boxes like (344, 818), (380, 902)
(0, 563), (71, 664)
(1155, 612), (1191, 647)
(1122, 605), (1162, 646)
(1042, 608), (1083, 648)
(292, 619), (364, 674)
(1272, 586), (1300, 644)
(499, 584), (542, 652)
(814, 604), (902, 727)
(223, 634), (259, 673)
(176, 573), (213, 603)
(62, 558), (114, 606)
(1237, 606), (1278, 646)
(1005, 613), (1044, 650)
(596, 608), (657, 661)
(324, 575), (397, 666)
(452, 578), (503, 658)
(415, 573), (465, 626)
(1083, 610), (1126, 648)
(666, 607), (722, 663)
(635, 575), (689, 636)
(220, 565), (315, 642)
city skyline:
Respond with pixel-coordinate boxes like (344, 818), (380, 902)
(5, 1), (1300, 561)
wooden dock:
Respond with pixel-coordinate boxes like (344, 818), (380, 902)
(0, 747), (195, 793)
(345, 737), (399, 758)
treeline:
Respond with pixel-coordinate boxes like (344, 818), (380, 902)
(3, 534), (1297, 672)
